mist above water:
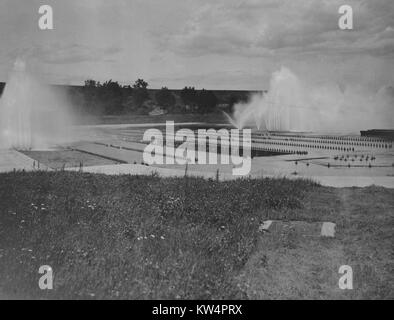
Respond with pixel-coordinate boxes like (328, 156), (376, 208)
(0, 58), (76, 150)
(231, 67), (394, 132)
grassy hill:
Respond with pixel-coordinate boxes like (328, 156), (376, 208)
(0, 171), (392, 299)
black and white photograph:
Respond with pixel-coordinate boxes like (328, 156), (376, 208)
(0, 0), (393, 305)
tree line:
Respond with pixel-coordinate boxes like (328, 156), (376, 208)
(68, 79), (249, 116)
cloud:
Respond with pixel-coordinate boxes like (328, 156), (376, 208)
(0, 0), (392, 89)
(153, 0), (394, 59)
(6, 43), (122, 65)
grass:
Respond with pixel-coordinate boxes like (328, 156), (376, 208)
(238, 186), (394, 299)
(0, 172), (392, 299)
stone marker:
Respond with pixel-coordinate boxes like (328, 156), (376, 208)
(321, 222), (336, 237)
(259, 220), (273, 232)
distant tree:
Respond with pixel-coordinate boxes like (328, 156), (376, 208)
(196, 89), (218, 113)
(132, 78), (149, 107)
(123, 84), (133, 94)
(155, 87), (176, 110)
(83, 79), (102, 114)
(100, 79), (122, 91)
(180, 86), (197, 107)
(84, 79), (97, 87)
(133, 78), (149, 90)
(98, 80), (124, 114)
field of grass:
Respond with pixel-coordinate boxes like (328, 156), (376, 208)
(0, 172), (392, 299)
(238, 187), (394, 299)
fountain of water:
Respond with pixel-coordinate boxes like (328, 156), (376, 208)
(230, 67), (312, 132)
(230, 67), (394, 133)
(0, 58), (75, 150)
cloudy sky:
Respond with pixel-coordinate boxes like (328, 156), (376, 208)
(0, 0), (393, 90)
